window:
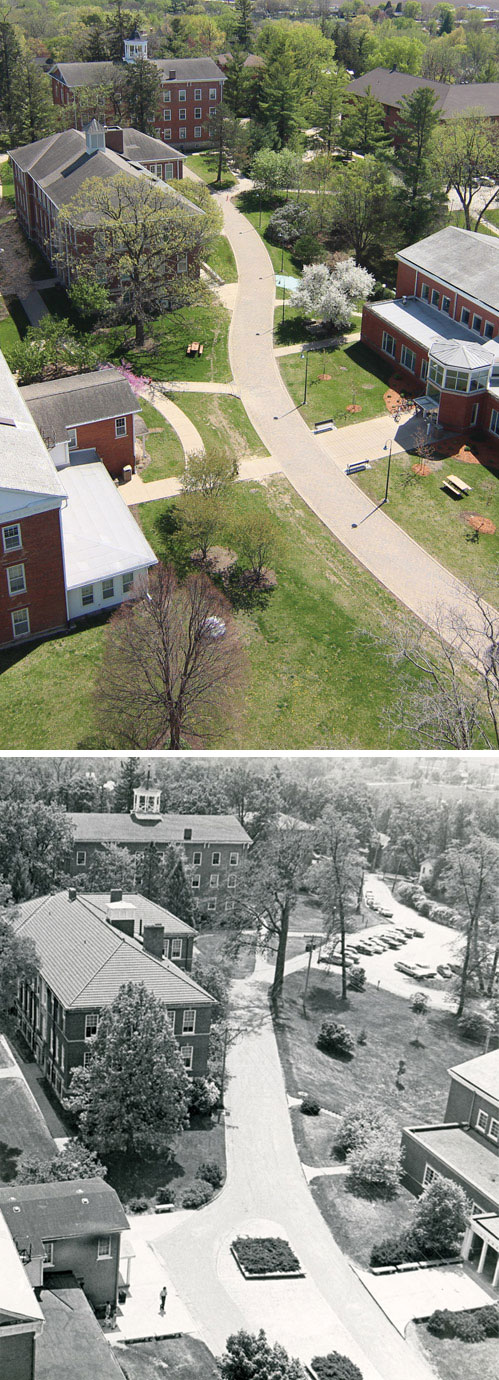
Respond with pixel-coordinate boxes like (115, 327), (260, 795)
(171, 938), (182, 959)
(476, 1109), (489, 1134)
(229, 852), (239, 866)
(489, 1118), (499, 1142)
(85, 1012), (99, 1039)
(164, 163), (173, 178)
(209, 88), (217, 100)
(431, 289), (439, 307)
(166, 1009), (176, 1029)
(182, 1008), (196, 1034)
(429, 360), (444, 387)
(179, 129), (186, 140)
(115, 416), (127, 438)
(178, 90), (186, 101)
(7, 563), (26, 595)
(179, 108), (186, 121)
(122, 572), (133, 594)
(11, 607), (29, 638)
(212, 851), (221, 866)
(401, 344), (415, 373)
(163, 91), (171, 102)
(472, 314), (482, 332)
(381, 331), (396, 358)
(194, 107), (202, 119)
(191, 876), (200, 889)
(43, 1241), (54, 1267)
(76, 849), (86, 866)
(97, 1236), (112, 1259)
(207, 898), (217, 912)
(67, 427), (78, 449)
(83, 1049), (93, 1068)
(489, 408), (499, 435)
(81, 585), (94, 607)
(420, 283), (429, 301)
(471, 402), (479, 426)
(228, 875), (236, 889)
(225, 900), (235, 912)
(181, 1045), (193, 1069)
(421, 359), (428, 380)
(444, 368), (469, 393)
(102, 578), (114, 600)
(210, 874), (219, 888)
(194, 127), (202, 139)
(461, 307), (470, 326)
(2, 523), (21, 552)
(177, 254), (188, 274)
(423, 1163), (438, 1187)
(163, 129), (172, 140)
(484, 321), (494, 339)
(209, 108), (217, 117)
(193, 851), (201, 866)
(194, 88), (202, 99)
(184, 827), (192, 841)
(442, 295), (451, 314)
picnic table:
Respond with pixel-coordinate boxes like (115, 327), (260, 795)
(442, 473), (471, 499)
(186, 341), (203, 357)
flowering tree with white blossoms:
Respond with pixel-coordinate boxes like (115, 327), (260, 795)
(291, 259), (375, 330)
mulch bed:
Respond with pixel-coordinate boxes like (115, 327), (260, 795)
(464, 513), (496, 534)
(412, 462), (431, 476)
(435, 435), (499, 469)
(346, 403), (362, 413)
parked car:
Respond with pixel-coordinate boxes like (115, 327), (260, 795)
(356, 941), (375, 955)
(380, 934), (403, 949)
(395, 961), (418, 976)
(330, 953), (354, 968)
(364, 940), (385, 953)
(379, 907), (393, 917)
(411, 965), (437, 981)
(437, 964), (452, 979)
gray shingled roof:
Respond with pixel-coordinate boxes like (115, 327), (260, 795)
(398, 226), (499, 313)
(0, 1180), (128, 1250)
(450, 1050), (499, 1102)
(69, 811), (251, 845)
(21, 369), (140, 445)
(153, 57), (224, 82)
(81, 892), (197, 938)
(51, 61), (122, 89)
(9, 128), (201, 219)
(347, 67), (499, 118)
(13, 893), (215, 1010)
(120, 128), (183, 163)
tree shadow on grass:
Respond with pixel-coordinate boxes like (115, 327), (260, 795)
(106, 1152), (185, 1206)
(212, 566), (274, 612)
(274, 314), (309, 346)
(304, 984), (352, 1014)
(0, 1140), (21, 1182)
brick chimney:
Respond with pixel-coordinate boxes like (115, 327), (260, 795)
(143, 923), (164, 959)
(105, 126), (124, 155)
(68, 888), (77, 902)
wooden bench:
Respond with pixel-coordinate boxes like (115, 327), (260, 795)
(346, 460), (369, 476)
(314, 418), (335, 434)
(442, 473), (471, 499)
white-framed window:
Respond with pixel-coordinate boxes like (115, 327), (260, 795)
(164, 163), (173, 178)
(225, 900), (235, 912)
(191, 876), (200, 889)
(229, 852), (238, 866)
(471, 402), (479, 426)
(401, 344), (415, 373)
(489, 408), (499, 435)
(122, 572), (133, 594)
(179, 108), (187, 120)
(423, 1163), (439, 1187)
(163, 129), (172, 140)
(194, 88), (202, 99)
(420, 283), (429, 301)
(83, 1049), (93, 1068)
(182, 1008), (196, 1034)
(163, 90), (171, 103)
(472, 314), (482, 332)
(209, 88), (217, 99)
(7, 563), (26, 595)
(43, 1240), (55, 1267)
(97, 1236), (111, 1259)
(193, 851), (202, 866)
(67, 427), (77, 449)
(76, 849), (86, 866)
(461, 307), (470, 325)
(102, 578), (114, 600)
(209, 107), (217, 117)
(81, 585), (94, 607)
(431, 288), (439, 307)
(210, 874), (219, 888)
(11, 607), (30, 638)
(178, 90), (186, 101)
(194, 107), (202, 119)
(212, 851), (221, 866)
(85, 1012), (99, 1039)
(207, 898), (217, 912)
(194, 127), (202, 139)
(381, 331), (396, 358)
(115, 416), (127, 437)
(484, 321), (494, 339)
(2, 522), (21, 552)
(171, 938), (182, 959)
(177, 254), (188, 274)
(228, 875), (236, 889)
(476, 1109), (489, 1134)
(442, 295), (451, 314)
(166, 1009), (176, 1029)
(489, 1118), (499, 1142)
(179, 128), (186, 140)
(181, 1045), (193, 1069)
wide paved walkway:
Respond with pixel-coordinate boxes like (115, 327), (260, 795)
(217, 187), (498, 652)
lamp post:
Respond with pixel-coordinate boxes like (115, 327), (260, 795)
(303, 937), (316, 1015)
(383, 440), (392, 504)
(301, 350), (309, 405)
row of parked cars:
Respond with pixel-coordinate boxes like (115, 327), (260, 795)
(319, 887), (455, 983)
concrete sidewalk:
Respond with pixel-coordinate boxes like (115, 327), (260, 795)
(122, 454), (282, 506)
(355, 1262), (493, 1336)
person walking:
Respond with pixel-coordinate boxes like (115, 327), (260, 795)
(159, 1285), (167, 1314)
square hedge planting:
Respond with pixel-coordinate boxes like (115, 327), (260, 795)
(231, 1236), (303, 1278)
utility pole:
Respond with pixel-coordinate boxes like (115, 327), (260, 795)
(303, 936), (316, 1016)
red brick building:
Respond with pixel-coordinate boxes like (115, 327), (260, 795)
(21, 369), (141, 479)
(346, 67), (499, 140)
(361, 226), (499, 446)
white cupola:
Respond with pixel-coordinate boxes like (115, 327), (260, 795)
(132, 784), (162, 817)
(85, 118), (106, 154)
(123, 28), (148, 63)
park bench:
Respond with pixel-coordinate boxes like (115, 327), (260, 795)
(314, 418), (335, 434)
(345, 460), (369, 476)
(442, 473), (471, 499)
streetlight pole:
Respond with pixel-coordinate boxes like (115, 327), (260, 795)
(383, 441), (392, 504)
(303, 936), (316, 1016)
(301, 350), (309, 405)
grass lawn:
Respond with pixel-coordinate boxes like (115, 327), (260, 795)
(0, 310), (21, 352)
(354, 451), (499, 603)
(117, 1336), (220, 1380)
(106, 1114), (226, 1210)
(205, 233), (237, 282)
(236, 190), (300, 280)
(0, 620), (107, 749)
(0, 1075), (57, 1182)
(279, 340), (391, 429)
(140, 398), (185, 481)
(273, 967), (472, 1126)
(448, 209), (497, 237)
(185, 152), (236, 189)
(195, 929), (256, 978)
(410, 1321), (499, 1380)
(312, 1174), (417, 1269)
(171, 391), (269, 460)
(0, 160), (15, 203)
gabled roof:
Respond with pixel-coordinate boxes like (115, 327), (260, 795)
(398, 226), (499, 314)
(347, 67), (499, 118)
(13, 892), (215, 1010)
(0, 1179), (129, 1253)
(59, 461), (157, 588)
(0, 1210), (44, 1325)
(36, 1274), (124, 1380)
(9, 128), (200, 219)
(69, 811), (252, 845)
(0, 351), (66, 503)
(50, 60), (122, 89)
(449, 1049), (499, 1103)
(119, 127), (183, 164)
(81, 893), (196, 938)
(154, 57), (225, 82)
(21, 368), (140, 445)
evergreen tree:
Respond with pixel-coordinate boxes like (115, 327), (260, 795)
(223, 50), (247, 118)
(340, 88), (390, 157)
(255, 41), (301, 149)
(311, 70), (347, 155)
(106, 1), (136, 63)
(135, 844), (194, 924)
(0, 902), (38, 1031)
(114, 758), (143, 813)
(123, 57), (161, 135)
(396, 87), (441, 203)
(234, 0), (253, 52)
(19, 50), (55, 143)
(0, 17), (25, 146)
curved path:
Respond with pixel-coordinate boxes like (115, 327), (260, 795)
(152, 961), (434, 1380)
(215, 186), (497, 652)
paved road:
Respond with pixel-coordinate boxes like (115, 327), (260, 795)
(216, 187), (497, 654)
(153, 965), (434, 1380)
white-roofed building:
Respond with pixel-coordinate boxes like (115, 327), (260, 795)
(60, 461), (156, 618)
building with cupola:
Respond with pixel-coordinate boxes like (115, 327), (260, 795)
(68, 791), (252, 920)
(361, 226), (499, 448)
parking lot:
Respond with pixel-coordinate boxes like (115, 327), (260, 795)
(320, 873), (464, 1011)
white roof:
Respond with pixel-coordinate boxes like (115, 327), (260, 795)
(368, 299), (499, 355)
(450, 1049), (499, 1102)
(59, 461), (157, 589)
(0, 1210), (44, 1324)
(430, 339), (495, 370)
(0, 350), (65, 501)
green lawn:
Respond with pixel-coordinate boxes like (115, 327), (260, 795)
(279, 340), (391, 429)
(140, 398), (185, 481)
(205, 233), (237, 283)
(0, 310), (21, 352)
(448, 209), (497, 237)
(411, 1322), (499, 1380)
(171, 391), (269, 460)
(0, 621), (107, 749)
(117, 1337), (220, 1380)
(354, 451), (499, 603)
(0, 160), (15, 203)
(185, 152), (236, 189)
(312, 1174), (417, 1269)
(236, 190), (301, 280)
(106, 1114), (226, 1210)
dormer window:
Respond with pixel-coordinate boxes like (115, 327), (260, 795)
(184, 827), (192, 841)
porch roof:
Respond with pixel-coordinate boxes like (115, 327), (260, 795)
(367, 298), (499, 355)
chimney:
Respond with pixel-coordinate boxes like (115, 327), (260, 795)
(169, 69), (176, 80)
(104, 126), (124, 155)
(183, 827), (192, 841)
(143, 923), (164, 959)
(68, 888), (77, 902)
(105, 900), (136, 937)
(110, 888), (122, 903)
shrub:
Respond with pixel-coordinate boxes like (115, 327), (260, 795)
(357, 1028), (367, 1045)
(301, 1095), (321, 1115)
(347, 1130), (402, 1199)
(458, 1012), (490, 1043)
(427, 1306), (499, 1342)
(479, 1305), (499, 1337)
(455, 1314), (486, 1343)
(370, 1231), (421, 1268)
(317, 1020), (355, 1059)
(348, 966), (366, 992)
(311, 1352), (363, 1380)
(127, 1196), (149, 1213)
(333, 1102), (386, 1159)
(266, 202), (311, 247)
(189, 1075), (220, 1115)
(181, 1179), (214, 1208)
(413, 1176), (468, 1256)
(292, 232), (322, 266)
(231, 1237), (301, 1276)
(195, 1160), (224, 1188)
(427, 1310), (449, 1338)
(156, 1185), (175, 1205)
